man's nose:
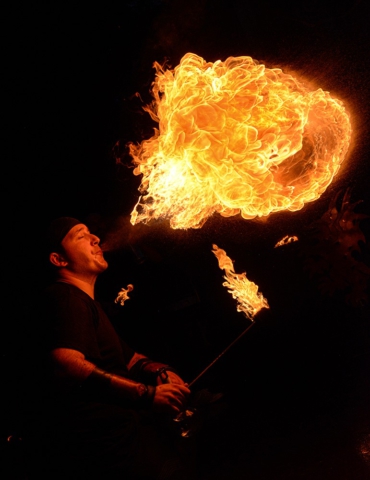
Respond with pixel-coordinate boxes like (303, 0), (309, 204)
(91, 234), (100, 244)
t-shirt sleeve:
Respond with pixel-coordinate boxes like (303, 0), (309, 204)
(118, 337), (135, 365)
(44, 287), (101, 359)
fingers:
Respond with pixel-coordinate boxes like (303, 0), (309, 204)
(159, 383), (190, 396)
(166, 371), (186, 385)
(162, 385), (189, 406)
(153, 384), (190, 414)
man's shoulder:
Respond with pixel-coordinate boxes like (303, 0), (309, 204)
(43, 282), (100, 327)
(44, 282), (93, 304)
(46, 282), (87, 295)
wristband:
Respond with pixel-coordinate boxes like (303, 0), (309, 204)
(156, 366), (170, 383)
(130, 358), (179, 383)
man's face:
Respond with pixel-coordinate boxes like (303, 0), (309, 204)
(60, 224), (108, 275)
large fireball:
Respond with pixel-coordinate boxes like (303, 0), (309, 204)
(129, 53), (352, 229)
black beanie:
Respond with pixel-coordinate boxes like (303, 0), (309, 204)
(46, 217), (82, 253)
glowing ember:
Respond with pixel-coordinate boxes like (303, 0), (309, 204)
(274, 235), (299, 247)
(115, 284), (134, 306)
(212, 244), (269, 320)
(129, 53), (352, 229)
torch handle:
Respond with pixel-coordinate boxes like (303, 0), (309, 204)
(189, 321), (256, 388)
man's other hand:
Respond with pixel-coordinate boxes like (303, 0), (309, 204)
(153, 383), (190, 415)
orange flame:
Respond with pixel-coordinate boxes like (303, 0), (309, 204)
(115, 284), (134, 306)
(212, 244), (269, 320)
(129, 53), (352, 229)
(274, 235), (299, 247)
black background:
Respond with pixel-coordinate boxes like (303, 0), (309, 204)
(4, 2), (370, 478)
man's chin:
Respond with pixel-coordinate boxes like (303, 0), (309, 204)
(96, 259), (108, 271)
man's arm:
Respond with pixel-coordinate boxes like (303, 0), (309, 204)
(51, 348), (190, 414)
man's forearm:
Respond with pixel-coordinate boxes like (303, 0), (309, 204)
(84, 367), (156, 406)
(50, 348), (155, 406)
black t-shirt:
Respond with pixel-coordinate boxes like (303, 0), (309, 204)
(42, 282), (134, 376)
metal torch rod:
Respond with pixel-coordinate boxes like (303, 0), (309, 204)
(189, 320), (256, 388)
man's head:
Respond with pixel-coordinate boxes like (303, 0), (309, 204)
(47, 217), (82, 254)
(47, 216), (108, 278)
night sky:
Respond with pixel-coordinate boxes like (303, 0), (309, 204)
(4, 2), (370, 478)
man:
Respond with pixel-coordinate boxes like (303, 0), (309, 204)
(26, 217), (193, 479)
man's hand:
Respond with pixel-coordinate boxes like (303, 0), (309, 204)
(152, 383), (190, 415)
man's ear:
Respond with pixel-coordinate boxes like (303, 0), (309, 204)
(49, 252), (68, 267)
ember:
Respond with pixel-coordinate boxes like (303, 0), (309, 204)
(274, 235), (299, 247)
(129, 53), (352, 229)
(212, 244), (269, 320)
(115, 284), (134, 306)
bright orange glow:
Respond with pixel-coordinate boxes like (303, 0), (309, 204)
(274, 235), (299, 247)
(115, 284), (134, 306)
(129, 53), (352, 229)
(212, 244), (269, 320)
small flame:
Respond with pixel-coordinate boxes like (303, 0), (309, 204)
(129, 53), (352, 229)
(274, 235), (299, 247)
(115, 284), (134, 306)
(212, 244), (269, 320)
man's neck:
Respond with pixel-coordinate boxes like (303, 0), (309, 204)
(56, 271), (96, 299)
